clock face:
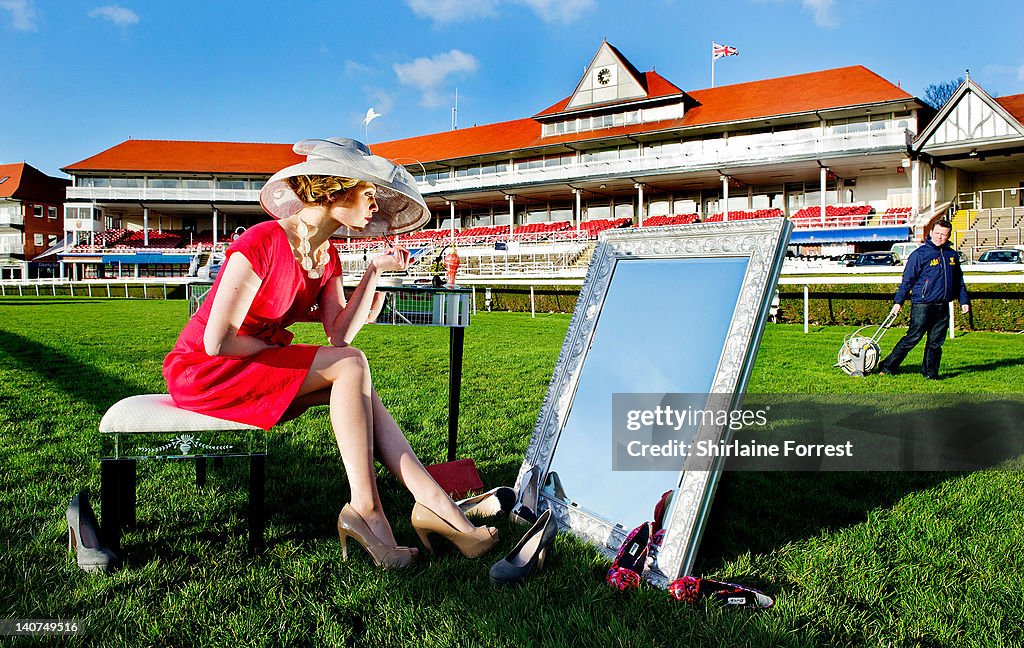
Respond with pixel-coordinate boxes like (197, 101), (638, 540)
(597, 68), (612, 85)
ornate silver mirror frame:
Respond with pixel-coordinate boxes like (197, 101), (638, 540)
(515, 218), (792, 587)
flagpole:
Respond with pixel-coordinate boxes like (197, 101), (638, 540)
(711, 41), (715, 88)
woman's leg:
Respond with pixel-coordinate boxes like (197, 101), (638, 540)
(296, 346), (403, 548)
(367, 389), (488, 535)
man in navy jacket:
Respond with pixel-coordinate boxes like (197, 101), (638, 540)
(878, 219), (970, 379)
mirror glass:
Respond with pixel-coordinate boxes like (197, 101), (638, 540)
(519, 219), (792, 585)
(543, 257), (750, 530)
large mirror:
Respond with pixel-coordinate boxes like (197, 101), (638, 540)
(517, 218), (792, 587)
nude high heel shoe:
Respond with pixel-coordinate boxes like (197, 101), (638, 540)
(410, 502), (498, 558)
(337, 504), (417, 570)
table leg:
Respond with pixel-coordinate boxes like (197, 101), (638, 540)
(447, 326), (465, 461)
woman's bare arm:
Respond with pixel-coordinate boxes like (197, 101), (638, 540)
(203, 253), (278, 357)
(320, 246), (410, 345)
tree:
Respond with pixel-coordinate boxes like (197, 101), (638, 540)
(923, 77), (965, 109)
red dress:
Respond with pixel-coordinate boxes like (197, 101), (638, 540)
(163, 221), (340, 429)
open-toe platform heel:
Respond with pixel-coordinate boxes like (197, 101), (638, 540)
(337, 504), (416, 570)
(410, 502), (498, 558)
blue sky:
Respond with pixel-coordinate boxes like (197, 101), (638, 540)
(2, 0), (1023, 178)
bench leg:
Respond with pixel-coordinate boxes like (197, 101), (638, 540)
(248, 454), (265, 554)
(118, 459), (137, 529)
(100, 459), (122, 553)
(195, 457), (207, 488)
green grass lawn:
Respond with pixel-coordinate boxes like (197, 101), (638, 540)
(1, 298), (1023, 647)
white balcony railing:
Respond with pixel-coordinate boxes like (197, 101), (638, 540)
(65, 187), (260, 202)
(0, 212), (24, 226)
(0, 242), (25, 255)
(422, 128), (913, 195)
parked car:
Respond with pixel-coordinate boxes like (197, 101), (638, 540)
(889, 242), (921, 263)
(835, 253), (859, 265)
(849, 252), (900, 267)
(976, 249), (1023, 264)
(196, 253), (226, 281)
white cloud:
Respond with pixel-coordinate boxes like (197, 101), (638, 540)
(406, 0), (591, 24)
(393, 49), (479, 107)
(1, 0), (37, 31)
(364, 86), (396, 118)
(344, 60), (373, 77)
(513, 0), (594, 23)
(802, 0), (837, 28)
(405, 0), (499, 23)
(87, 5), (139, 26)
(980, 64), (1024, 82)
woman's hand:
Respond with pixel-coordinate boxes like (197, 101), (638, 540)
(370, 245), (412, 273)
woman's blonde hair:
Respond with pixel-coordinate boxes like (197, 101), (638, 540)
(286, 175), (361, 206)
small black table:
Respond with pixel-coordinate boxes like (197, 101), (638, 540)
(372, 285), (472, 460)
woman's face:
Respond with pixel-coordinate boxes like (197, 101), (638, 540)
(329, 181), (378, 230)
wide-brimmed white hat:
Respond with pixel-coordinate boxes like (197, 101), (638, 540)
(260, 137), (430, 238)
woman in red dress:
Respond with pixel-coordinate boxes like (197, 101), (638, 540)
(164, 138), (497, 568)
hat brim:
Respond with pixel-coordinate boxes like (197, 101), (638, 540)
(259, 142), (430, 238)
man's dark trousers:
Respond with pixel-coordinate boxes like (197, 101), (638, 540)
(879, 303), (949, 378)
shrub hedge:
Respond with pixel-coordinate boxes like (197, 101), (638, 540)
(777, 283), (1024, 331)
(470, 282), (1024, 332)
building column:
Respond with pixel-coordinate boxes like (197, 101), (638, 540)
(507, 195), (515, 236)
(929, 175), (937, 214)
(721, 175), (729, 222)
(448, 201), (456, 244)
(143, 207), (150, 246)
(820, 166), (827, 226)
(212, 208), (219, 249)
(573, 188), (581, 230)
(911, 161), (921, 218)
(635, 183), (645, 226)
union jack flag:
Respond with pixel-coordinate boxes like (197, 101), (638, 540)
(712, 42), (738, 60)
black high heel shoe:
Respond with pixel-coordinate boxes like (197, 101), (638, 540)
(510, 466), (540, 527)
(489, 509), (557, 588)
(66, 491), (116, 573)
(456, 486), (516, 518)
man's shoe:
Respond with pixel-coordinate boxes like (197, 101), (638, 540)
(923, 375), (941, 381)
(877, 367), (893, 376)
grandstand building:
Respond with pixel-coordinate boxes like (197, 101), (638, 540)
(0, 163), (68, 279)
(57, 42), (1024, 278)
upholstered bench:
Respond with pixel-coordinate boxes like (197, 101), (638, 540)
(99, 394), (267, 554)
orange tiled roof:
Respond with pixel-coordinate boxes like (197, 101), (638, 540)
(995, 94), (1024, 126)
(0, 162), (68, 199)
(376, 65), (913, 164)
(65, 65), (914, 172)
(64, 139), (301, 173)
(0, 163), (27, 199)
(534, 71), (686, 117)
